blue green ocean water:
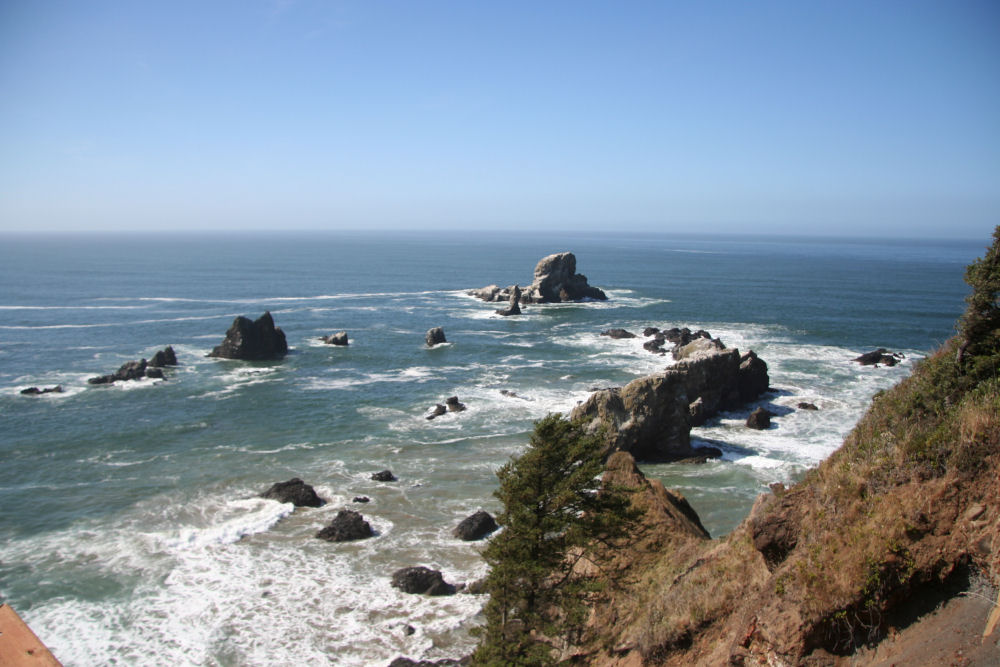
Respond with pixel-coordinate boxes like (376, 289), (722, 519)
(0, 232), (983, 665)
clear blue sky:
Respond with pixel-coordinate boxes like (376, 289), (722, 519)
(1, 1), (998, 238)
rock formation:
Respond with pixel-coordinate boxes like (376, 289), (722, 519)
(88, 351), (175, 385)
(495, 284), (522, 316)
(854, 348), (904, 366)
(148, 346), (178, 367)
(426, 404), (447, 420)
(471, 252), (608, 304)
(426, 327), (447, 346)
(20, 385), (64, 395)
(746, 406), (775, 430)
(316, 509), (374, 542)
(371, 470), (397, 482)
(260, 478), (324, 507)
(601, 328), (637, 339)
(452, 510), (498, 541)
(445, 396), (466, 412)
(390, 566), (456, 596)
(321, 332), (349, 346)
(209, 312), (287, 360)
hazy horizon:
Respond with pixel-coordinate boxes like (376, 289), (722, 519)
(2, 1), (998, 239)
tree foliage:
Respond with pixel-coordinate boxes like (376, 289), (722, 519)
(472, 414), (637, 666)
(957, 225), (1000, 370)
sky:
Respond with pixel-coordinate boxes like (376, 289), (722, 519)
(0, 1), (998, 238)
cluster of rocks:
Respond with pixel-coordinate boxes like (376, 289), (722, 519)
(571, 330), (772, 461)
(470, 252), (608, 305)
(209, 312), (288, 360)
(854, 348), (904, 367)
(88, 346), (178, 385)
(640, 326), (715, 355)
(20, 385), (64, 396)
(426, 396), (466, 420)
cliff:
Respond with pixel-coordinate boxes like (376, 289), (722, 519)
(564, 228), (1000, 665)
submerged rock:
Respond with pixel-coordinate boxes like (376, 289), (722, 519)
(316, 509), (374, 542)
(390, 566), (456, 596)
(261, 478), (325, 507)
(209, 312), (288, 360)
(426, 327), (447, 346)
(452, 510), (498, 541)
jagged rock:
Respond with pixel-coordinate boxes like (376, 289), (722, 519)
(643, 335), (667, 354)
(452, 510), (498, 541)
(854, 348), (903, 367)
(390, 566), (456, 596)
(445, 396), (466, 412)
(495, 285), (522, 316)
(316, 509), (373, 542)
(322, 332), (349, 346)
(470, 252), (607, 304)
(797, 402), (819, 411)
(737, 350), (770, 402)
(662, 327), (712, 347)
(261, 478), (325, 507)
(352, 496), (370, 503)
(148, 346), (177, 367)
(88, 359), (153, 385)
(643, 327), (661, 337)
(426, 327), (447, 346)
(209, 312), (288, 360)
(571, 371), (694, 461)
(601, 328), (637, 339)
(20, 385), (63, 395)
(746, 407), (775, 430)
(371, 470), (397, 482)
(426, 404), (447, 420)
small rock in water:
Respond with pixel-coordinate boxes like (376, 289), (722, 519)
(390, 566), (456, 596)
(746, 407), (776, 430)
(352, 496), (370, 503)
(148, 346), (178, 367)
(425, 327), (447, 346)
(445, 396), (466, 412)
(797, 402), (819, 411)
(322, 332), (349, 346)
(452, 510), (498, 541)
(20, 385), (64, 396)
(426, 404), (447, 420)
(316, 509), (374, 542)
(601, 328), (636, 339)
(261, 478), (325, 507)
(371, 470), (397, 482)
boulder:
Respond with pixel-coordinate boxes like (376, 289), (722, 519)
(426, 327), (447, 346)
(371, 470), (397, 482)
(261, 478), (325, 507)
(208, 312), (288, 360)
(445, 396), (466, 412)
(495, 285), (522, 316)
(426, 404), (447, 420)
(570, 371), (693, 461)
(601, 328), (637, 339)
(20, 385), (63, 396)
(854, 348), (903, 367)
(316, 509), (374, 542)
(390, 566), (456, 596)
(797, 402), (819, 411)
(746, 407), (775, 430)
(452, 510), (498, 541)
(148, 346), (178, 367)
(322, 332), (349, 346)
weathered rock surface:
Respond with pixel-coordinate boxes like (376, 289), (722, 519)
(148, 346), (178, 367)
(495, 284), (522, 316)
(746, 406), (775, 430)
(390, 566), (456, 596)
(470, 252), (608, 304)
(371, 470), (397, 482)
(20, 385), (64, 395)
(316, 509), (374, 542)
(209, 312), (287, 360)
(452, 510), (498, 541)
(855, 348), (904, 366)
(426, 327), (447, 346)
(261, 478), (325, 507)
(321, 332), (349, 346)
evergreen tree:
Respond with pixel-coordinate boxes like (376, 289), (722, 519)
(472, 414), (637, 666)
(957, 225), (1000, 368)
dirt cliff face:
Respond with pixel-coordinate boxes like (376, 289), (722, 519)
(574, 339), (999, 666)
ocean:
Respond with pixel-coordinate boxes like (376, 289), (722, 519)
(0, 231), (983, 665)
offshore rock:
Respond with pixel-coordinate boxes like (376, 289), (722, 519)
(426, 404), (447, 420)
(495, 284), (522, 316)
(88, 358), (162, 385)
(746, 407), (775, 430)
(426, 327), (447, 346)
(316, 509), (373, 542)
(371, 470), (397, 482)
(854, 348), (904, 367)
(148, 346), (178, 367)
(738, 350), (771, 402)
(470, 251), (607, 304)
(452, 510), (498, 541)
(209, 312), (288, 360)
(445, 396), (466, 412)
(20, 385), (64, 395)
(321, 332), (349, 346)
(601, 328), (637, 339)
(390, 566), (456, 596)
(261, 478), (325, 507)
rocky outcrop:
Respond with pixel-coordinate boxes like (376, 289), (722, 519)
(148, 346), (178, 367)
(746, 407), (775, 430)
(470, 252), (608, 304)
(371, 470), (397, 482)
(390, 566), (456, 596)
(452, 510), (498, 541)
(20, 385), (64, 395)
(495, 285), (522, 316)
(426, 327), (447, 346)
(445, 396), (466, 412)
(321, 332), (349, 346)
(316, 509), (374, 542)
(601, 328), (637, 339)
(88, 350), (175, 385)
(209, 312), (287, 360)
(855, 348), (904, 367)
(260, 478), (324, 507)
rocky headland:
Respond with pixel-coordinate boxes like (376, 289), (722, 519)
(470, 252), (607, 304)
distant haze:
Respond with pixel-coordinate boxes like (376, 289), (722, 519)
(1, 1), (998, 239)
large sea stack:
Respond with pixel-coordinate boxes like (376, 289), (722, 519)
(209, 311), (288, 360)
(471, 252), (608, 304)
